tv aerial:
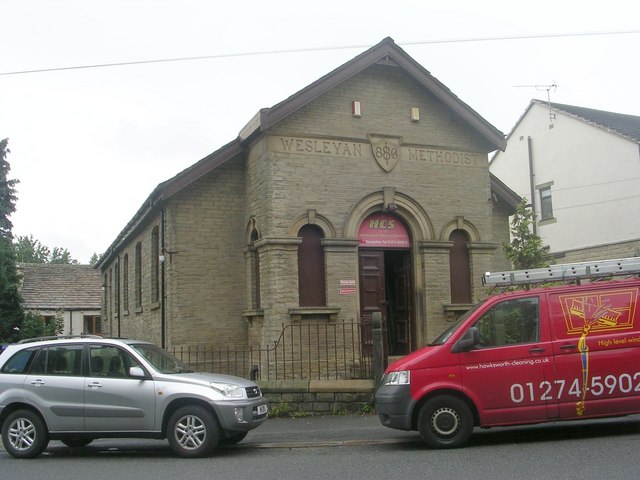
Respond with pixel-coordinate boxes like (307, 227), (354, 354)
(514, 81), (559, 123)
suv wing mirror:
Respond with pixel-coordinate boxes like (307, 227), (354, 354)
(129, 366), (147, 378)
(451, 327), (480, 353)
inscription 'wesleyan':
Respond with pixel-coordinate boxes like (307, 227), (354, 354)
(279, 137), (363, 157)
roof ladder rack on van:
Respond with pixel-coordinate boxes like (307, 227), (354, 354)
(482, 256), (640, 287)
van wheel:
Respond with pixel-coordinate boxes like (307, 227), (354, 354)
(167, 406), (220, 458)
(418, 395), (473, 448)
(1, 409), (50, 458)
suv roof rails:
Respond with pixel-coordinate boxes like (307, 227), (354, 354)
(17, 334), (104, 344)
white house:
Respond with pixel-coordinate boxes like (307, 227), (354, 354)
(490, 99), (640, 262)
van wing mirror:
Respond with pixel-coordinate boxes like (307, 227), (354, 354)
(451, 327), (480, 353)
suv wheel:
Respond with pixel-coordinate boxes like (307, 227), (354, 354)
(167, 405), (220, 458)
(1, 409), (50, 458)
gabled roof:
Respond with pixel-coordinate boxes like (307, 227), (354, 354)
(504, 99), (640, 144)
(18, 263), (102, 311)
(544, 100), (640, 143)
(240, 37), (506, 149)
(489, 173), (521, 213)
(98, 37), (507, 267)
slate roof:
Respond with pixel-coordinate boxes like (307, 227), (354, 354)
(538, 99), (640, 143)
(18, 263), (102, 310)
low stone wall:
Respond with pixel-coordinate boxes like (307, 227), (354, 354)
(259, 380), (376, 415)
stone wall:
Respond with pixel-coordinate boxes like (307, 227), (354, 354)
(260, 380), (375, 415)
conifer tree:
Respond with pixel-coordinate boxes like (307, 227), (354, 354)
(0, 139), (24, 342)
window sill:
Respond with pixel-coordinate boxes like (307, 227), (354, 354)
(243, 309), (264, 327)
(443, 303), (475, 321)
(288, 307), (340, 322)
(538, 217), (557, 226)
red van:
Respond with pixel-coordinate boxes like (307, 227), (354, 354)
(375, 260), (640, 448)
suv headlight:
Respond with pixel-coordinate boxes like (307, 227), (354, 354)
(384, 370), (410, 385)
(210, 382), (245, 398)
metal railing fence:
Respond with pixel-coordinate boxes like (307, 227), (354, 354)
(169, 320), (373, 381)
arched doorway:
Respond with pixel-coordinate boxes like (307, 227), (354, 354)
(358, 212), (415, 357)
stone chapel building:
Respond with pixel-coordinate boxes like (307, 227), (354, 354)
(98, 37), (519, 368)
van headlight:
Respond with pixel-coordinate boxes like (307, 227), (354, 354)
(385, 370), (410, 385)
(210, 382), (245, 398)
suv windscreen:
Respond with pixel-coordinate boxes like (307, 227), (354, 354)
(130, 343), (192, 374)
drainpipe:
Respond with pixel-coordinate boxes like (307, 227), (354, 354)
(527, 136), (537, 235)
(161, 208), (166, 348)
(117, 254), (121, 338)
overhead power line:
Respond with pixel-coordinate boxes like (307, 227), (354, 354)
(1, 29), (639, 77)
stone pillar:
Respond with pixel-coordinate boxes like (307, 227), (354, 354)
(323, 239), (360, 321)
(254, 237), (302, 345)
(418, 240), (453, 343)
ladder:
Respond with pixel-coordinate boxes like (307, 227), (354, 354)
(482, 256), (640, 287)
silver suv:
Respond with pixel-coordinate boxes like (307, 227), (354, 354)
(0, 336), (268, 458)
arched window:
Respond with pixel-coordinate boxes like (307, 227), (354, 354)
(297, 224), (326, 307)
(449, 229), (472, 304)
(250, 229), (261, 309)
(123, 254), (129, 312)
(135, 242), (142, 309)
(114, 258), (120, 316)
(151, 227), (160, 304)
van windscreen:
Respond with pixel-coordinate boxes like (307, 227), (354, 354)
(429, 303), (482, 346)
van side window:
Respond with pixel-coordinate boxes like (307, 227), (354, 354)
(474, 297), (540, 347)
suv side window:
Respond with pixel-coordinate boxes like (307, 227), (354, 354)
(474, 297), (540, 347)
(28, 345), (84, 376)
(89, 345), (142, 378)
(0, 347), (39, 374)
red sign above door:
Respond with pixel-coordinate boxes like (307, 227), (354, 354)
(358, 212), (410, 248)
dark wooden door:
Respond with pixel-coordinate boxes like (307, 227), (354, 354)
(359, 250), (386, 356)
(359, 249), (414, 357)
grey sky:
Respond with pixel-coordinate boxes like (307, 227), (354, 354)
(1, 0), (638, 263)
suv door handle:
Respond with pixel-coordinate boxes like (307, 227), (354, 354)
(30, 379), (45, 386)
(87, 382), (103, 389)
(560, 344), (577, 350)
(528, 347), (546, 353)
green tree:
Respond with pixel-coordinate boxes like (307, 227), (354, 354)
(50, 247), (76, 264)
(89, 252), (101, 267)
(14, 234), (50, 263)
(503, 199), (548, 270)
(0, 139), (25, 342)
(0, 138), (18, 239)
(19, 310), (64, 339)
(14, 234), (77, 264)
